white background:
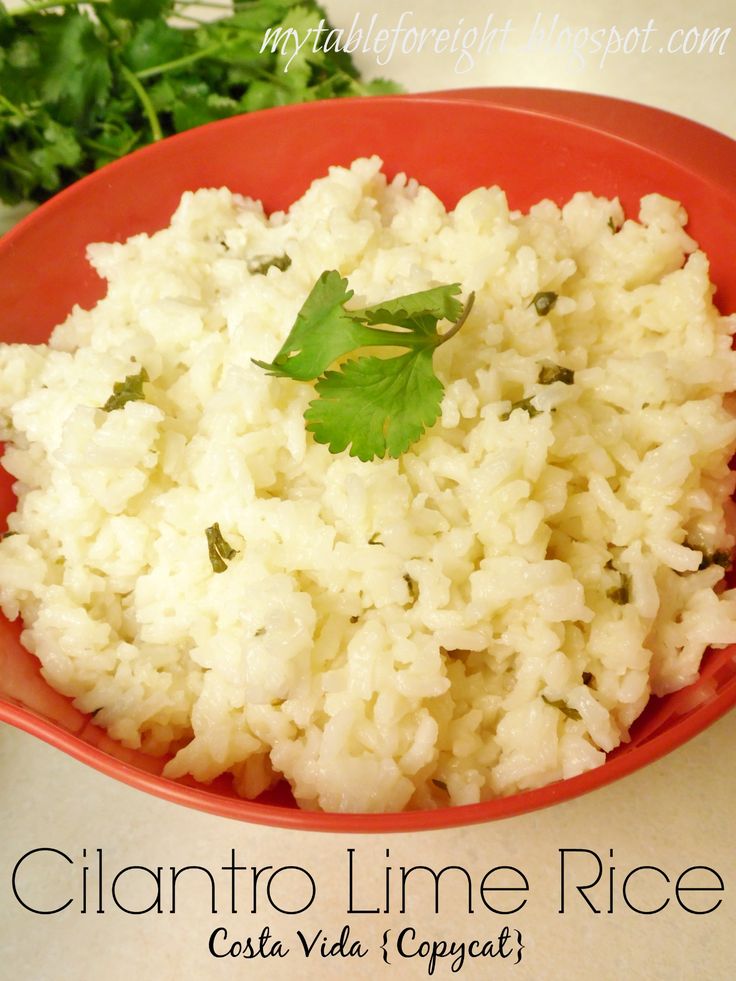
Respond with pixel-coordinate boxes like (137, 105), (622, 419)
(2, 1), (735, 978)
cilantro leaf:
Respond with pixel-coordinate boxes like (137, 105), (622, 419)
(122, 19), (187, 74)
(172, 84), (240, 133)
(29, 119), (82, 191)
(254, 271), (473, 460)
(33, 11), (112, 127)
(359, 284), (463, 337)
(305, 348), (443, 461)
(253, 271), (376, 381)
(274, 4), (324, 83)
(112, 0), (174, 20)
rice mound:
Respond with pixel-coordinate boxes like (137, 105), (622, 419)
(2, 156), (736, 812)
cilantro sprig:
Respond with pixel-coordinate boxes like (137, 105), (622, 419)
(253, 271), (474, 461)
(0, 1), (400, 206)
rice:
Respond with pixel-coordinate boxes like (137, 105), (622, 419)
(2, 155), (736, 812)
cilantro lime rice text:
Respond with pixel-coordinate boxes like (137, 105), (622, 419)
(2, 157), (736, 812)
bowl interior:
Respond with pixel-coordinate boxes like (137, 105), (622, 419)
(2, 93), (736, 831)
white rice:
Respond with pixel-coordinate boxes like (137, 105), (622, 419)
(2, 156), (736, 812)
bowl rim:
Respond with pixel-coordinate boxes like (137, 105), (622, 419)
(1, 88), (735, 832)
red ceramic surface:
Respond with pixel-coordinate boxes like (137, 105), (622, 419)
(1, 91), (735, 832)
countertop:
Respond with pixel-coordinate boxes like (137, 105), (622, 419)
(1, 1), (735, 979)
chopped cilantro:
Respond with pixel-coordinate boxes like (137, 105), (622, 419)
(248, 254), (292, 276)
(500, 396), (541, 421)
(253, 270), (474, 460)
(531, 291), (558, 316)
(538, 362), (574, 385)
(404, 573), (419, 604)
(102, 367), (148, 412)
(205, 522), (237, 574)
(542, 696), (582, 721)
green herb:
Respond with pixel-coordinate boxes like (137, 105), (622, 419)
(0, 2), (401, 206)
(248, 253), (291, 275)
(698, 550), (732, 571)
(253, 270), (474, 460)
(607, 217), (617, 232)
(538, 362), (574, 385)
(205, 522), (237, 574)
(542, 696), (582, 721)
(531, 291), (558, 316)
(607, 574), (631, 605)
(102, 366), (148, 411)
(500, 396), (540, 421)
(404, 573), (419, 603)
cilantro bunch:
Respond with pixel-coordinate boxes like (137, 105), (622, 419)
(0, 0), (400, 206)
(254, 271), (474, 461)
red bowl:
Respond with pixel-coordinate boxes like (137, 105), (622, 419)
(2, 91), (736, 832)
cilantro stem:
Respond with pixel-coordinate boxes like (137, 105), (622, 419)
(80, 133), (140, 158)
(135, 43), (225, 81)
(119, 66), (163, 143)
(436, 292), (475, 346)
(0, 93), (28, 120)
(1, 160), (35, 179)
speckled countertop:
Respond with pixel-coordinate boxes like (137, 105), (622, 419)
(1, 2), (735, 978)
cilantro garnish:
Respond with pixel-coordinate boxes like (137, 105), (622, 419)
(205, 523), (237, 574)
(253, 271), (474, 461)
(0, 2), (401, 206)
(102, 367), (148, 412)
